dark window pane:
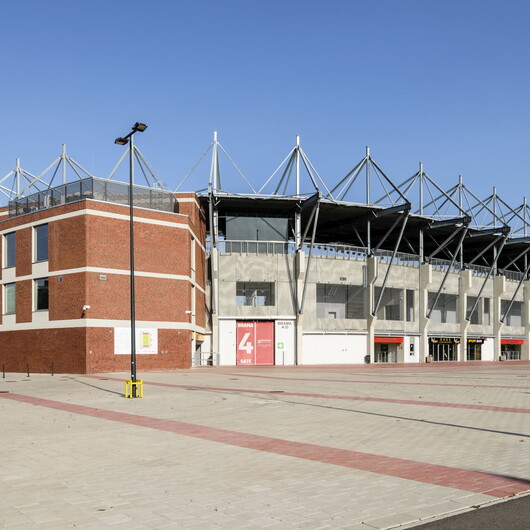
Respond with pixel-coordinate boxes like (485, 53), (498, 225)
(35, 278), (49, 310)
(5, 232), (15, 268)
(35, 224), (48, 262)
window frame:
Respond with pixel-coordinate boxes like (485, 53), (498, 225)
(316, 283), (365, 319)
(4, 232), (15, 269)
(34, 224), (49, 263)
(236, 282), (275, 307)
(4, 282), (16, 315)
(34, 277), (49, 311)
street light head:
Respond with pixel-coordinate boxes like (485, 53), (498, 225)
(133, 122), (148, 132)
(115, 137), (129, 146)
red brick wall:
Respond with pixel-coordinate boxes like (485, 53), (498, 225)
(81, 273), (191, 322)
(195, 286), (206, 328)
(0, 326), (192, 374)
(49, 217), (87, 271)
(16, 227), (32, 277)
(49, 273), (87, 321)
(0, 327), (87, 373)
(85, 215), (191, 276)
(16, 280), (32, 323)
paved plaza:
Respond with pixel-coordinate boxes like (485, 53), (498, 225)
(1, 361), (529, 529)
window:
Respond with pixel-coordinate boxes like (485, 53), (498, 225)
(501, 300), (522, 327)
(35, 278), (49, 310)
(428, 292), (458, 323)
(316, 284), (365, 319)
(35, 224), (49, 262)
(466, 296), (481, 325)
(4, 283), (15, 314)
(236, 282), (275, 306)
(374, 287), (402, 321)
(4, 232), (15, 268)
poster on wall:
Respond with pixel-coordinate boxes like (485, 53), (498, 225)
(236, 321), (274, 365)
(114, 327), (158, 355)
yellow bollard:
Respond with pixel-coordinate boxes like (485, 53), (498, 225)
(124, 379), (144, 398)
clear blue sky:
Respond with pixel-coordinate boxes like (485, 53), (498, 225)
(1, 1), (529, 207)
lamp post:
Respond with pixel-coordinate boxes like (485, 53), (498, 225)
(115, 122), (148, 397)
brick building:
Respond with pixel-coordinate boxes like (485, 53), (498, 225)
(0, 179), (206, 373)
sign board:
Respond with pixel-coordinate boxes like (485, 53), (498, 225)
(429, 337), (460, 344)
(275, 320), (295, 365)
(236, 321), (274, 365)
(114, 327), (158, 355)
(501, 339), (524, 345)
(374, 336), (403, 343)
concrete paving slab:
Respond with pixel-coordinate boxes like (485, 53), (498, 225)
(1, 362), (529, 529)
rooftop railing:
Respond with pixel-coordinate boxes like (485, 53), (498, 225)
(8, 177), (176, 217)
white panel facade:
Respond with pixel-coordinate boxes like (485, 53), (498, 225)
(275, 320), (295, 365)
(219, 319), (237, 365)
(302, 333), (366, 365)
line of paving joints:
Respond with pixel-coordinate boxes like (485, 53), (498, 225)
(1, 391), (529, 499)
(86, 375), (530, 415)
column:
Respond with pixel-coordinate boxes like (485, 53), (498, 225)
(493, 275), (506, 361)
(419, 263), (432, 362)
(366, 256), (378, 363)
(459, 270), (472, 362)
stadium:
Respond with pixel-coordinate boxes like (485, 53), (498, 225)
(1, 133), (529, 372)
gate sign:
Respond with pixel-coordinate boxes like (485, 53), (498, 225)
(236, 321), (274, 365)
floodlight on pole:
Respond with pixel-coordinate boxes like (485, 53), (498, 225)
(114, 122), (147, 398)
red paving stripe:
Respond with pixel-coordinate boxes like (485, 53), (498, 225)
(1, 392), (529, 498)
(221, 372), (530, 390)
(88, 376), (530, 415)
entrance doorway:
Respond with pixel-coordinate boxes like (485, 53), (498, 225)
(236, 321), (274, 365)
(501, 339), (523, 360)
(375, 343), (397, 363)
(429, 339), (458, 361)
(467, 341), (482, 360)
(374, 337), (402, 363)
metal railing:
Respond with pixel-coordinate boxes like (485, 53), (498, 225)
(306, 243), (368, 260)
(211, 240), (526, 280)
(503, 270), (525, 282)
(9, 177), (176, 217)
(430, 258), (461, 273)
(468, 264), (491, 277)
(375, 249), (420, 268)
(218, 240), (296, 255)
(192, 351), (219, 367)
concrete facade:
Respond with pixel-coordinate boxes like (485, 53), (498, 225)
(211, 247), (530, 366)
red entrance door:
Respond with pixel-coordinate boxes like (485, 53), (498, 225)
(236, 321), (274, 365)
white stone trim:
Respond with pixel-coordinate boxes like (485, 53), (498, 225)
(0, 318), (206, 332)
(1, 267), (206, 294)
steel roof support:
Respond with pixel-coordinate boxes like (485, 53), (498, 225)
(371, 212), (409, 316)
(500, 259), (530, 324)
(426, 226), (469, 319)
(426, 226), (466, 261)
(372, 205), (411, 253)
(299, 199), (321, 315)
(499, 244), (530, 274)
(466, 236), (508, 322)
(467, 233), (507, 266)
